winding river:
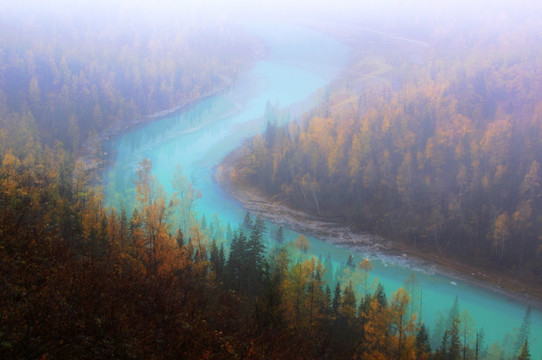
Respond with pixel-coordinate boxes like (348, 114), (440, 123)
(103, 22), (542, 356)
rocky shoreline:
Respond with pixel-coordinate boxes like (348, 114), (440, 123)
(215, 151), (542, 310)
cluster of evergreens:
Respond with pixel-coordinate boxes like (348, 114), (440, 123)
(229, 18), (542, 282)
(1, 153), (533, 358)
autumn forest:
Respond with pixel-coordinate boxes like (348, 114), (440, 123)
(1, 1), (541, 359)
(230, 19), (542, 280)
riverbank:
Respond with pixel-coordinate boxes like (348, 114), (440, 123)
(77, 39), (268, 179)
(216, 149), (542, 310)
(77, 74), (234, 179)
(213, 18), (542, 310)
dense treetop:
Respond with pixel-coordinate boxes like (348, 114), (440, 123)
(2, 155), (529, 358)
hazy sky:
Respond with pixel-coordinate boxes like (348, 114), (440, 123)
(3, 0), (542, 38)
(5, 0), (541, 18)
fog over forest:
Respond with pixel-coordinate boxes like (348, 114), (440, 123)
(1, 0), (542, 359)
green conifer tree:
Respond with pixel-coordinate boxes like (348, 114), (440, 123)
(416, 323), (431, 358)
(517, 339), (531, 360)
(332, 282), (342, 315)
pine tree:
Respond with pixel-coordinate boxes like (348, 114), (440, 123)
(242, 210), (253, 230)
(460, 309), (474, 360)
(226, 222), (233, 242)
(306, 259), (326, 329)
(448, 314), (461, 360)
(323, 285), (332, 315)
(276, 225), (284, 243)
(340, 282), (357, 319)
(346, 253), (354, 267)
(375, 283), (387, 309)
(332, 282), (342, 315)
(209, 240), (221, 276)
(438, 330), (449, 360)
(256, 258), (284, 331)
(447, 296), (460, 329)
(175, 228), (184, 248)
(513, 306), (532, 356)
(516, 339), (531, 360)
(226, 230), (248, 291)
(331, 281), (358, 354)
(252, 214), (267, 239)
(247, 216), (267, 296)
(474, 328), (486, 360)
(218, 243), (225, 278)
(416, 323), (431, 359)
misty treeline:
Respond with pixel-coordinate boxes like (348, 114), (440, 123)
(229, 12), (542, 283)
(0, 1), (539, 359)
(0, 2), (255, 149)
(0, 156), (532, 359)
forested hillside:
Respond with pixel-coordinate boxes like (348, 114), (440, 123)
(0, 1), (538, 359)
(2, 153), (532, 358)
(0, 2), (254, 150)
(228, 14), (542, 282)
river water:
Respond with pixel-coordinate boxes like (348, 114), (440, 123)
(103, 22), (541, 357)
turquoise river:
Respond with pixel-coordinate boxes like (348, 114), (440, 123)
(103, 22), (541, 356)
